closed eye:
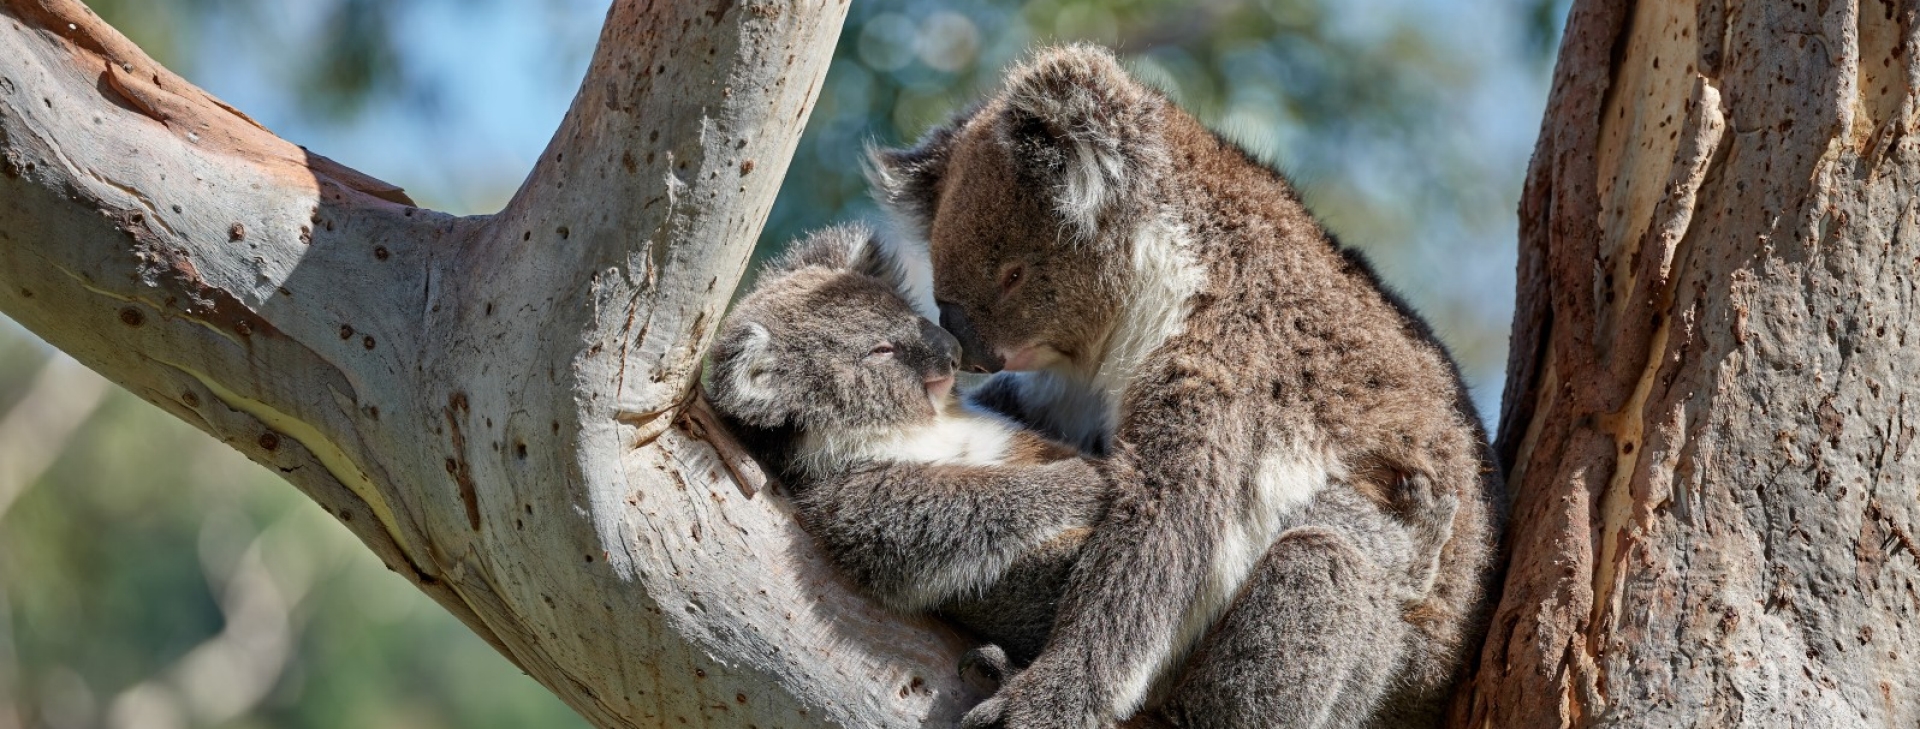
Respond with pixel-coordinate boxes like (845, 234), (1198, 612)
(869, 343), (896, 357)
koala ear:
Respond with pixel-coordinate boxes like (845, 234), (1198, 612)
(866, 119), (965, 239)
(767, 224), (937, 321)
(1000, 44), (1167, 235)
(709, 321), (778, 415)
(768, 223), (873, 274)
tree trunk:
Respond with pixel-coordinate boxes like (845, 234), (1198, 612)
(0, 1), (990, 726)
(1456, 0), (1920, 725)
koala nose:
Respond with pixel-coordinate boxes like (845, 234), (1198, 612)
(919, 317), (961, 374)
(937, 301), (1004, 373)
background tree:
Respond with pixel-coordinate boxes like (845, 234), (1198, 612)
(0, 0), (1561, 727)
(1453, 0), (1920, 725)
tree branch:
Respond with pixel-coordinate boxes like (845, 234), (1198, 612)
(0, 1), (987, 725)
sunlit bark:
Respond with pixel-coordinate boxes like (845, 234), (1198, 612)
(0, 1), (990, 726)
(1454, 0), (1920, 725)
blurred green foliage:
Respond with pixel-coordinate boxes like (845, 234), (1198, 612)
(0, 0), (1563, 727)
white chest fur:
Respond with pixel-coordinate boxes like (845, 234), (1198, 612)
(794, 409), (1021, 476)
(1118, 444), (1336, 713)
(1193, 446), (1332, 630)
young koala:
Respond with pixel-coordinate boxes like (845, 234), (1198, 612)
(702, 223), (1108, 665)
(705, 224), (1467, 726)
(870, 46), (1505, 727)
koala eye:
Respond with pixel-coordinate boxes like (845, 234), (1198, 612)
(998, 264), (1026, 293)
(868, 343), (896, 358)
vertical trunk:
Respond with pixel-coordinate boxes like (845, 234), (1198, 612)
(1457, 0), (1920, 725)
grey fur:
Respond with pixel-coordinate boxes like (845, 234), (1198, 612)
(706, 223), (1472, 727)
(703, 223), (1108, 665)
(872, 45), (1505, 728)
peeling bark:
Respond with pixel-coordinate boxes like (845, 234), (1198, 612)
(0, 1), (990, 726)
(1455, 0), (1920, 725)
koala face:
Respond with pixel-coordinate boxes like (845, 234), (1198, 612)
(871, 45), (1169, 375)
(923, 115), (1125, 374)
(706, 225), (963, 433)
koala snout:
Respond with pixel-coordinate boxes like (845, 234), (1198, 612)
(918, 317), (962, 377)
(937, 301), (1004, 373)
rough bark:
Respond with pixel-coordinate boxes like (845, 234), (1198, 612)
(1455, 0), (1920, 725)
(0, 1), (991, 726)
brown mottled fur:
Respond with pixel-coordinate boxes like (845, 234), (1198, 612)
(710, 224), (1471, 723)
(873, 46), (1504, 728)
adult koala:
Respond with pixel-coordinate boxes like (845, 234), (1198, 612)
(870, 45), (1504, 728)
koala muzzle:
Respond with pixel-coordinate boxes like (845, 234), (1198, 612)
(918, 317), (962, 378)
(937, 301), (1005, 373)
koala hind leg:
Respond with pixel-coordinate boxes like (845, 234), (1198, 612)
(1155, 525), (1412, 729)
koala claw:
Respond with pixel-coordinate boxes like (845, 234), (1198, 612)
(960, 644), (1013, 695)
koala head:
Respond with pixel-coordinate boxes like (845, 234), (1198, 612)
(704, 224), (962, 434)
(869, 44), (1172, 374)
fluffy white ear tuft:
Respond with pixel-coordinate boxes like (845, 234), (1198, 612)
(725, 322), (777, 403)
(866, 119), (967, 239)
(1000, 44), (1167, 236)
(863, 143), (918, 227)
(764, 224), (937, 321)
(769, 223), (870, 274)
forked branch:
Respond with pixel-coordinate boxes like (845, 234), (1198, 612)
(0, 0), (987, 725)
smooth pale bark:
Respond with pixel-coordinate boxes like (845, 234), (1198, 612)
(1453, 0), (1920, 725)
(0, 1), (990, 726)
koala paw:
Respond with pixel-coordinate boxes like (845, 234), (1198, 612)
(959, 694), (1009, 729)
(1395, 471), (1457, 521)
(1395, 470), (1459, 599)
(959, 644), (1013, 695)
(960, 659), (1103, 729)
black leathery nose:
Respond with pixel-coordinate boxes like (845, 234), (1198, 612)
(919, 317), (961, 375)
(937, 300), (1005, 373)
